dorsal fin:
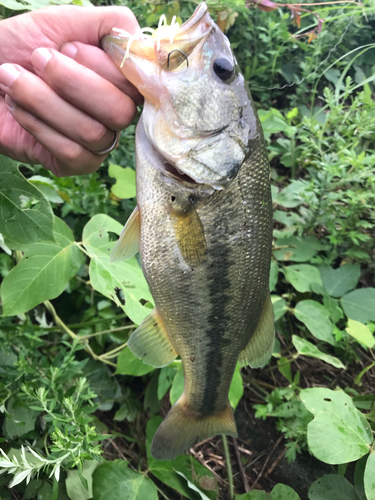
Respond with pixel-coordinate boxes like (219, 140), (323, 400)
(239, 294), (275, 368)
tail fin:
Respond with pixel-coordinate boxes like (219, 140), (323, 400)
(151, 396), (237, 460)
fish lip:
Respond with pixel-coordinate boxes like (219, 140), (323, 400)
(178, 3), (210, 35)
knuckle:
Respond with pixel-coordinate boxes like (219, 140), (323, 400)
(61, 143), (86, 164)
(109, 98), (136, 130)
(82, 118), (109, 146)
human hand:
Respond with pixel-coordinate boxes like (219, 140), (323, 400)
(0, 6), (142, 176)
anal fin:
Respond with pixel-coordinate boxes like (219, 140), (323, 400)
(128, 309), (178, 368)
(111, 205), (140, 262)
(239, 293), (275, 369)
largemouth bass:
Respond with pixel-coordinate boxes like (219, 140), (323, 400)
(102, 2), (274, 460)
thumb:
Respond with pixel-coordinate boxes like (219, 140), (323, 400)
(32, 5), (140, 48)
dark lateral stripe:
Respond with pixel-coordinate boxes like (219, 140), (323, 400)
(201, 233), (232, 415)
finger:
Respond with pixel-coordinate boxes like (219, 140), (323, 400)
(5, 94), (105, 176)
(31, 47), (138, 129)
(0, 63), (117, 153)
(60, 42), (143, 106)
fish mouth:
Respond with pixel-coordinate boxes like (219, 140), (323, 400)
(162, 163), (199, 187)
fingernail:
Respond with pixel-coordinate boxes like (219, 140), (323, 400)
(0, 64), (20, 88)
(5, 94), (16, 110)
(60, 42), (77, 60)
(32, 48), (53, 72)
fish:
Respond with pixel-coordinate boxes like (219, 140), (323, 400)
(101, 2), (274, 460)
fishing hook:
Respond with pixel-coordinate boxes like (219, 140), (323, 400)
(167, 49), (189, 69)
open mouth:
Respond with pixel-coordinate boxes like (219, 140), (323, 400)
(163, 163), (199, 185)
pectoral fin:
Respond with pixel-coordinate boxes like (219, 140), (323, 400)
(170, 205), (206, 267)
(239, 294), (275, 368)
(111, 205), (140, 262)
(128, 309), (178, 368)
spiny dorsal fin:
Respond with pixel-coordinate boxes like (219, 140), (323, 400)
(128, 308), (178, 368)
(170, 205), (206, 267)
(111, 205), (140, 262)
(239, 294), (275, 369)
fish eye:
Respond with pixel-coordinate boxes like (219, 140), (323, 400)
(213, 58), (234, 81)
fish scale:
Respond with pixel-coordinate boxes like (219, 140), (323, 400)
(102, 2), (274, 460)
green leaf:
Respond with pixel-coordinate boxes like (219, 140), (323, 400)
(269, 261), (279, 292)
(274, 181), (307, 208)
(271, 483), (301, 500)
(82, 214), (153, 325)
(346, 319), (375, 348)
(158, 366), (177, 400)
(341, 289), (375, 323)
(170, 365), (184, 405)
(146, 416), (218, 500)
(319, 264), (360, 298)
(308, 474), (359, 500)
(292, 336), (345, 369)
(236, 492), (271, 500)
(66, 460), (100, 500)
(174, 470), (211, 500)
(364, 453), (375, 500)
(300, 388), (372, 464)
(29, 176), (64, 204)
(108, 163), (136, 199)
(116, 348), (155, 376)
(5, 398), (38, 438)
(354, 455), (367, 500)
(284, 264), (322, 293)
(323, 296), (344, 324)
(294, 300), (336, 345)
(92, 460), (158, 500)
(274, 236), (325, 262)
(271, 296), (288, 321)
(229, 363), (244, 410)
(1, 217), (83, 316)
(0, 156), (55, 248)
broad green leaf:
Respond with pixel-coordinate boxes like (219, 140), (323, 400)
(323, 295), (344, 324)
(341, 289), (375, 323)
(108, 163), (136, 199)
(273, 210), (302, 228)
(319, 264), (360, 298)
(5, 398), (38, 438)
(274, 235), (325, 262)
(1, 217), (83, 316)
(82, 214), (153, 325)
(354, 455), (368, 500)
(271, 483), (301, 500)
(292, 336), (345, 369)
(236, 492), (271, 500)
(158, 366), (178, 400)
(229, 363), (244, 410)
(274, 181), (307, 208)
(346, 319), (375, 348)
(174, 470), (211, 500)
(29, 176), (63, 204)
(269, 260), (279, 292)
(146, 416), (218, 500)
(308, 474), (359, 500)
(170, 365), (184, 405)
(0, 156), (54, 247)
(116, 348), (155, 376)
(294, 300), (336, 345)
(300, 388), (372, 464)
(92, 460), (158, 500)
(284, 264), (322, 293)
(364, 453), (375, 500)
(271, 296), (288, 321)
(66, 460), (100, 500)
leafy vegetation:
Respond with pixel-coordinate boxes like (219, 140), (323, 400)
(1, 0), (375, 498)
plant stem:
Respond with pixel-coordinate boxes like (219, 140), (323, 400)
(44, 301), (116, 367)
(80, 325), (134, 340)
(222, 435), (234, 499)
